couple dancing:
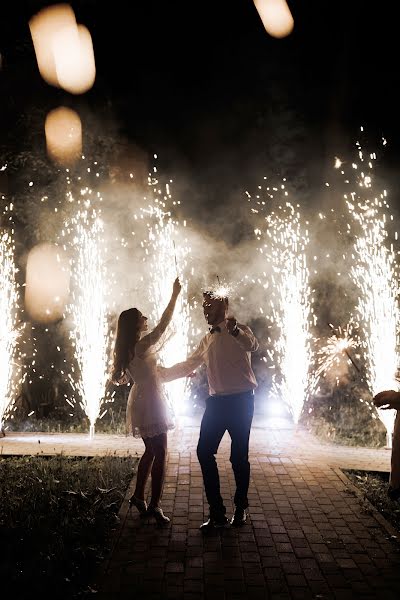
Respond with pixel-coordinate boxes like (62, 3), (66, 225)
(112, 277), (259, 529)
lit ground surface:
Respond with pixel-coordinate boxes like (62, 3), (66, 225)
(2, 413), (400, 599)
(0, 413), (392, 472)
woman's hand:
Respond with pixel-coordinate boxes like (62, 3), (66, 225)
(373, 390), (400, 410)
(173, 277), (182, 297)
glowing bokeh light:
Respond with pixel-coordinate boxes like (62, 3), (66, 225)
(53, 23), (96, 94)
(45, 107), (82, 166)
(25, 242), (70, 323)
(29, 3), (76, 87)
(253, 0), (294, 39)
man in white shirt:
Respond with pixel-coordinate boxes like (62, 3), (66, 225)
(162, 290), (259, 531)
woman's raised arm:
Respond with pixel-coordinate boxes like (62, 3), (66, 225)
(137, 277), (181, 354)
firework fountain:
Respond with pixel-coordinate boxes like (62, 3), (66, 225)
(0, 201), (24, 433)
(255, 199), (316, 423)
(141, 174), (193, 416)
(62, 196), (114, 439)
(343, 148), (399, 447)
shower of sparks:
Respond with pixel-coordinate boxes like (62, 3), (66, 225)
(0, 202), (25, 431)
(316, 322), (359, 383)
(62, 205), (114, 438)
(345, 146), (399, 446)
(141, 201), (192, 416)
(255, 201), (316, 423)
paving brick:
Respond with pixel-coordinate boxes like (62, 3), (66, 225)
(5, 414), (400, 600)
(184, 579), (204, 593)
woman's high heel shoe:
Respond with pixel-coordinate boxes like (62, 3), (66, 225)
(146, 505), (170, 525)
(129, 495), (147, 516)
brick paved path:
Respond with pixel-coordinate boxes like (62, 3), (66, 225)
(2, 415), (400, 599)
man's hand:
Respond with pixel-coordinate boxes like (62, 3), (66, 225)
(226, 316), (239, 336)
(373, 390), (400, 410)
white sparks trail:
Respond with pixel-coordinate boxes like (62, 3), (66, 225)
(0, 202), (24, 431)
(62, 206), (113, 438)
(316, 322), (359, 384)
(345, 147), (399, 446)
(256, 202), (316, 423)
(142, 201), (192, 416)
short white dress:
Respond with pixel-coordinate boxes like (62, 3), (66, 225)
(125, 304), (175, 439)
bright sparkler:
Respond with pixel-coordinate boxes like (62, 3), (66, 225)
(212, 285), (231, 299)
(256, 202), (316, 423)
(0, 203), (24, 432)
(345, 149), (399, 447)
(62, 205), (113, 438)
(142, 202), (192, 416)
(210, 277), (234, 300)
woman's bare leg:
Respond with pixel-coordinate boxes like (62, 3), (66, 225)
(133, 437), (155, 500)
(148, 432), (168, 507)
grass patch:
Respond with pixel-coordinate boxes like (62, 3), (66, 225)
(3, 406), (128, 435)
(302, 390), (386, 448)
(343, 469), (400, 534)
(0, 454), (137, 599)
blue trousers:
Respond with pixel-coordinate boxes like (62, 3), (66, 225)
(197, 390), (254, 517)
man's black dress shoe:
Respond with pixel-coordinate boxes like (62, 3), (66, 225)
(231, 507), (247, 527)
(199, 515), (230, 532)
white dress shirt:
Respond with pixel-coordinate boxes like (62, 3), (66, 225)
(161, 320), (259, 396)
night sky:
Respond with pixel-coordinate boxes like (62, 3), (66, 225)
(1, 1), (400, 214)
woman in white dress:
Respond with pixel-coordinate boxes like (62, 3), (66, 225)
(112, 277), (181, 524)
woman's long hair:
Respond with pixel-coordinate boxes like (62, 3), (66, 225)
(111, 308), (141, 384)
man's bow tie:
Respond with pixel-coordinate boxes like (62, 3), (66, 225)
(210, 326), (221, 334)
